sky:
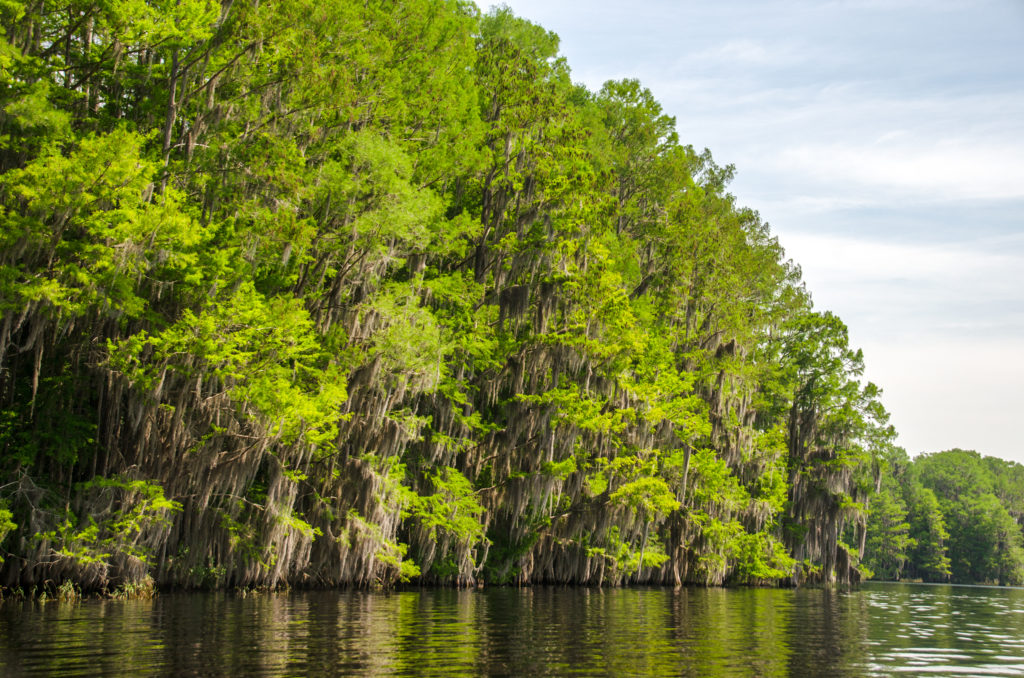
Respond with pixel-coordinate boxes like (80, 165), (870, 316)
(491, 0), (1024, 463)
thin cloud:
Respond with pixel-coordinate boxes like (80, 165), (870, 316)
(687, 39), (799, 67)
(784, 234), (1022, 281)
(820, 0), (986, 11)
(775, 140), (1024, 202)
(779, 230), (1024, 383)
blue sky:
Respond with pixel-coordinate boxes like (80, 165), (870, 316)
(491, 0), (1024, 462)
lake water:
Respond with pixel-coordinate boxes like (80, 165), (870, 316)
(1, 582), (1023, 676)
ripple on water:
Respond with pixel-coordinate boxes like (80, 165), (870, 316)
(1, 583), (1024, 676)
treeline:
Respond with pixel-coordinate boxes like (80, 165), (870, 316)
(0, 0), (901, 591)
(864, 449), (1024, 585)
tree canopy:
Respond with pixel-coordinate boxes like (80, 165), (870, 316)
(0, 0), (1012, 593)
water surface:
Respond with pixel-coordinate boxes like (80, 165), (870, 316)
(2, 582), (1023, 676)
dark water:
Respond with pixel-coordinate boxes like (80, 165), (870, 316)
(2, 582), (1023, 676)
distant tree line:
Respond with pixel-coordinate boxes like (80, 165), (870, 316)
(864, 449), (1024, 586)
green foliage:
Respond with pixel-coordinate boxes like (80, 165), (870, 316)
(0, 501), (15, 563)
(867, 449), (1024, 585)
(903, 481), (952, 581)
(943, 491), (1024, 585)
(587, 525), (669, 576)
(0, 0), (932, 592)
(731, 533), (796, 583)
(373, 538), (421, 584)
(864, 474), (916, 580)
(109, 282), (347, 447)
(610, 476), (680, 517)
(1, 128), (201, 319)
(37, 477), (180, 569)
(367, 284), (445, 393)
(916, 450), (1024, 584)
(517, 387), (629, 434)
(688, 448), (751, 511)
(402, 466), (488, 548)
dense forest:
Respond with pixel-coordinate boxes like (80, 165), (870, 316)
(0, 0), (1018, 594)
(864, 449), (1024, 585)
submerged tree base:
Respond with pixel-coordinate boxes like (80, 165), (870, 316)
(1, 576), (868, 609)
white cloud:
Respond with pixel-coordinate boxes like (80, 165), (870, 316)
(784, 233), (1017, 281)
(775, 138), (1024, 202)
(780, 233), (1024, 328)
(688, 39), (796, 66)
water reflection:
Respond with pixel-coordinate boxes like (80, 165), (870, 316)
(1, 583), (1023, 676)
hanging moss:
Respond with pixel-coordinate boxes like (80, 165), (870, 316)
(0, 1), (893, 592)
